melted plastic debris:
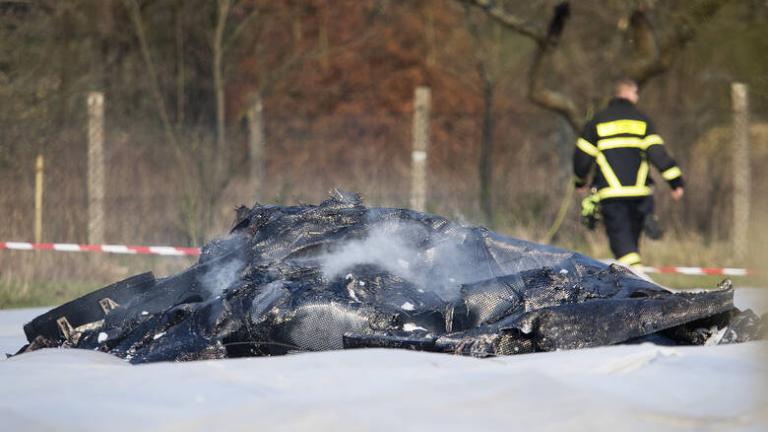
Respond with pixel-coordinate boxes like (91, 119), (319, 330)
(403, 323), (428, 332)
(16, 190), (764, 364)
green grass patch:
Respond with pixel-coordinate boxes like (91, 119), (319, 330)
(649, 273), (766, 290)
(0, 279), (101, 309)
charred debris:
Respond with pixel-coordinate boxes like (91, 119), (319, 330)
(17, 190), (764, 363)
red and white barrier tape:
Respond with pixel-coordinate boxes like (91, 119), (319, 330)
(0, 241), (758, 276)
(640, 265), (753, 277)
(0, 241), (200, 256)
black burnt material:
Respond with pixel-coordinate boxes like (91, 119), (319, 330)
(17, 190), (764, 363)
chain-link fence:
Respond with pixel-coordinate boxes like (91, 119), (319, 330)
(0, 87), (765, 248)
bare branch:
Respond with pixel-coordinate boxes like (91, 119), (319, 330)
(258, 28), (379, 98)
(462, 3), (492, 85)
(528, 45), (582, 131)
(626, 0), (731, 86)
(624, 8), (658, 83)
(465, 1), (581, 130)
(461, 1), (581, 228)
(175, 0), (184, 127)
(465, 0), (545, 43)
(122, 0), (180, 152)
(223, 3), (260, 55)
(527, 2), (582, 131)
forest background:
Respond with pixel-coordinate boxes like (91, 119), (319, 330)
(1, 0), (767, 306)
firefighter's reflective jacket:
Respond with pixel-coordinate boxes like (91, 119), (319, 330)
(573, 97), (684, 200)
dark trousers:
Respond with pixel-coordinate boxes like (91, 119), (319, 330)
(600, 197), (654, 263)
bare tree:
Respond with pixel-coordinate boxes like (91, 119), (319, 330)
(121, 0), (247, 242)
(466, 0), (731, 132)
(463, 5), (501, 226)
(123, 0), (180, 153)
(425, 2), (527, 226)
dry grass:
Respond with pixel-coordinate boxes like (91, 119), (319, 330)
(0, 251), (195, 308)
(1, 118), (766, 308)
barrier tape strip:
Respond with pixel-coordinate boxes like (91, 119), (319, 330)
(0, 241), (200, 257)
(0, 241), (758, 276)
(640, 266), (752, 277)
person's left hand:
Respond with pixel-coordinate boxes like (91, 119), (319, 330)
(671, 187), (684, 201)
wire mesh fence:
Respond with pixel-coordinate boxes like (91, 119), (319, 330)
(0, 98), (765, 247)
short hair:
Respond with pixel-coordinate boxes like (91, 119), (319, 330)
(615, 77), (638, 94)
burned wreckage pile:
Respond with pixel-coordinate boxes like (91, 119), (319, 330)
(18, 191), (764, 363)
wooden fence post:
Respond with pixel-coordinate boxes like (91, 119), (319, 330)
(87, 91), (106, 245)
(410, 86), (431, 212)
(34, 154), (44, 243)
(731, 82), (750, 262)
(247, 95), (265, 203)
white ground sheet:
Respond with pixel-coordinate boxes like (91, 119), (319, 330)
(1, 289), (766, 431)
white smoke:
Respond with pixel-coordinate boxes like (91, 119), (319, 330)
(319, 221), (422, 282)
(199, 258), (245, 296)
(317, 221), (485, 300)
(197, 233), (248, 296)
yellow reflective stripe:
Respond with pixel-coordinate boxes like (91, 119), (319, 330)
(597, 186), (652, 200)
(618, 252), (642, 266)
(596, 120), (646, 137)
(662, 166), (682, 181)
(597, 137), (645, 150)
(635, 160), (649, 187)
(595, 153), (622, 188)
(643, 134), (664, 149)
(576, 138), (598, 157)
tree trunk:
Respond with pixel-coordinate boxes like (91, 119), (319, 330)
(175, 0), (185, 127)
(213, 0), (231, 151)
(96, 0), (114, 95)
(479, 78), (495, 226)
(124, 0), (179, 153)
(293, 3), (303, 54)
(55, 4), (73, 128)
(247, 95), (266, 202)
(319, 1), (330, 70)
(556, 114), (575, 183)
(410, 87), (431, 212)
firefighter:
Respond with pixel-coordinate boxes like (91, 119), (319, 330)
(573, 78), (684, 271)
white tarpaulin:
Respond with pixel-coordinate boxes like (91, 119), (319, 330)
(1, 289), (766, 431)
